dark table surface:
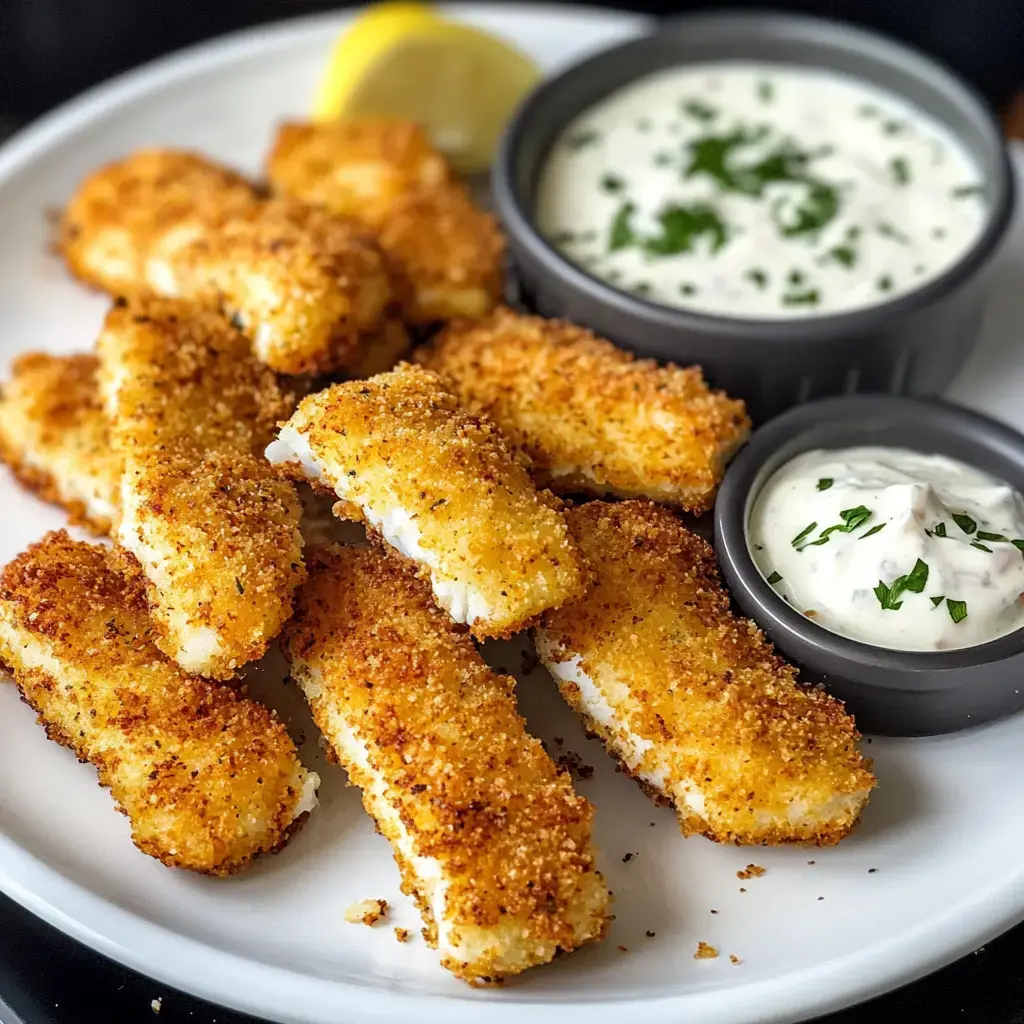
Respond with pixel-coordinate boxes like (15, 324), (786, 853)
(1, 1), (1024, 1022)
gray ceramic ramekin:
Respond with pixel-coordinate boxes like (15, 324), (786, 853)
(493, 11), (1016, 423)
(714, 394), (1024, 736)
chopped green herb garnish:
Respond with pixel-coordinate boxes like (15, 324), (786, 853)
(882, 120), (905, 135)
(643, 202), (729, 256)
(772, 183), (839, 240)
(631, 282), (652, 297)
(551, 230), (577, 245)
(757, 79), (774, 103)
(823, 244), (857, 269)
(904, 559), (930, 593)
(792, 522), (819, 547)
(653, 151), (673, 167)
(932, 227), (947, 240)
(971, 541), (993, 553)
(877, 275), (894, 293)
(600, 173), (626, 194)
(946, 598), (968, 624)
(952, 513), (977, 535)
(567, 129), (600, 150)
(810, 506), (874, 547)
(930, 596), (944, 607)
(952, 184), (983, 198)
(678, 282), (698, 297)
(933, 522), (948, 538)
(877, 221), (911, 245)
(788, 269), (805, 286)
(858, 104), (878, 117)
(889, 156), (911, 186)
(860, 523), (886, 539)
(746, 268), (768, 289)
(846, 226), (863, 240)
(782, 289), (821, 307)
(682, 99), (717, 122)
(875, 559), (930, 611)
(1013, 539), (1024, 557)
(609, 202), (637, 251)
(874, 580), (901, 611)
(766, 570), (783, 585)
(816, 478), (833, 491)
(977, 531), (1008, 542)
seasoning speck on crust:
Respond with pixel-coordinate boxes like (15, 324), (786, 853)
(534, 501), (876, 846)
(419, 307), (750, 511)
(283, 544), (610, 983)
(266, 364), (587, 638)
(0, 531), (318, 874)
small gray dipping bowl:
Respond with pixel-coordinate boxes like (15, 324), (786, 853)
(493, 11), (1016, 423)
(714, 394), (1024, 736)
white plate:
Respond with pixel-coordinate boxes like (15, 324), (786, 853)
(1, 5), (1024, 1023)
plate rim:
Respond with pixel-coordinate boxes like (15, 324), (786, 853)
(1, 5), (1023, 1023)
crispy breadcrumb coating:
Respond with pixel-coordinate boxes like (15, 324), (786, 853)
(0, 353), (119, 534)
(59, 150), (398, 375)
(376, 184), (505, 324)
(420, 308), (751, 511)
(266, 120), (452, 228)
(284, 544), (610, 982)
(58, 148), (259, 296)
(0, 532), (318, 874)
(174, 198), (395, 375)
(534, 502), (875, 846)
(266, 364), (587, 638)
(266, 120), (504, 324)
(98, 297), (304, 679)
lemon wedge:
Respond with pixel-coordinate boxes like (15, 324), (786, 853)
(313, 3), (541, 173)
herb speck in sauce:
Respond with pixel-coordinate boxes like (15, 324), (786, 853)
(888, 156), (911, 186)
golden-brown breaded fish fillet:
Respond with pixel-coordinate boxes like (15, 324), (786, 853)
(58, 148), (259, 296)
(375, 184), (505, 324)
(0, 353), (119, 534)
(266, 120), (452, 228)
(266, 364), (587, 638)
(98, 297), (305, 679)
(173, 198), (396, 375)
(533, 501), (875, 846)
(0, 531), (319, 874)
(420, 308), (751, 511)
(266, 120), (504, 324)
(284, 544), (609, 982)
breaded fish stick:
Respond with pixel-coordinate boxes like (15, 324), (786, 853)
(266, 120), (504, 323)
(420, 308), (751, 512)
(375, 184), (505, 323)
(98, 297), (305, 679)
(284, 544), (609, 982)
(266, 364), (586, 638)
(59, 150), (396, 374)
(266, 120), (452, 227)
(173, 198), (395, 375)
(0, 532), (318, 874)
(58, 148), (259, 297)
(534, 501), (875, 846)
(0, 353), (119, 534)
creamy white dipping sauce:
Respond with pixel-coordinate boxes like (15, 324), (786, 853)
(748, 448), (1024, 651)
(537, 62), (988, 318)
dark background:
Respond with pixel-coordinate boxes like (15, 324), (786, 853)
(1, 1), (1023, 1022)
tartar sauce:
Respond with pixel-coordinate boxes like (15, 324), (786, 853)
(537, 62), (987, 319)
(748, 448), (1024, 651)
